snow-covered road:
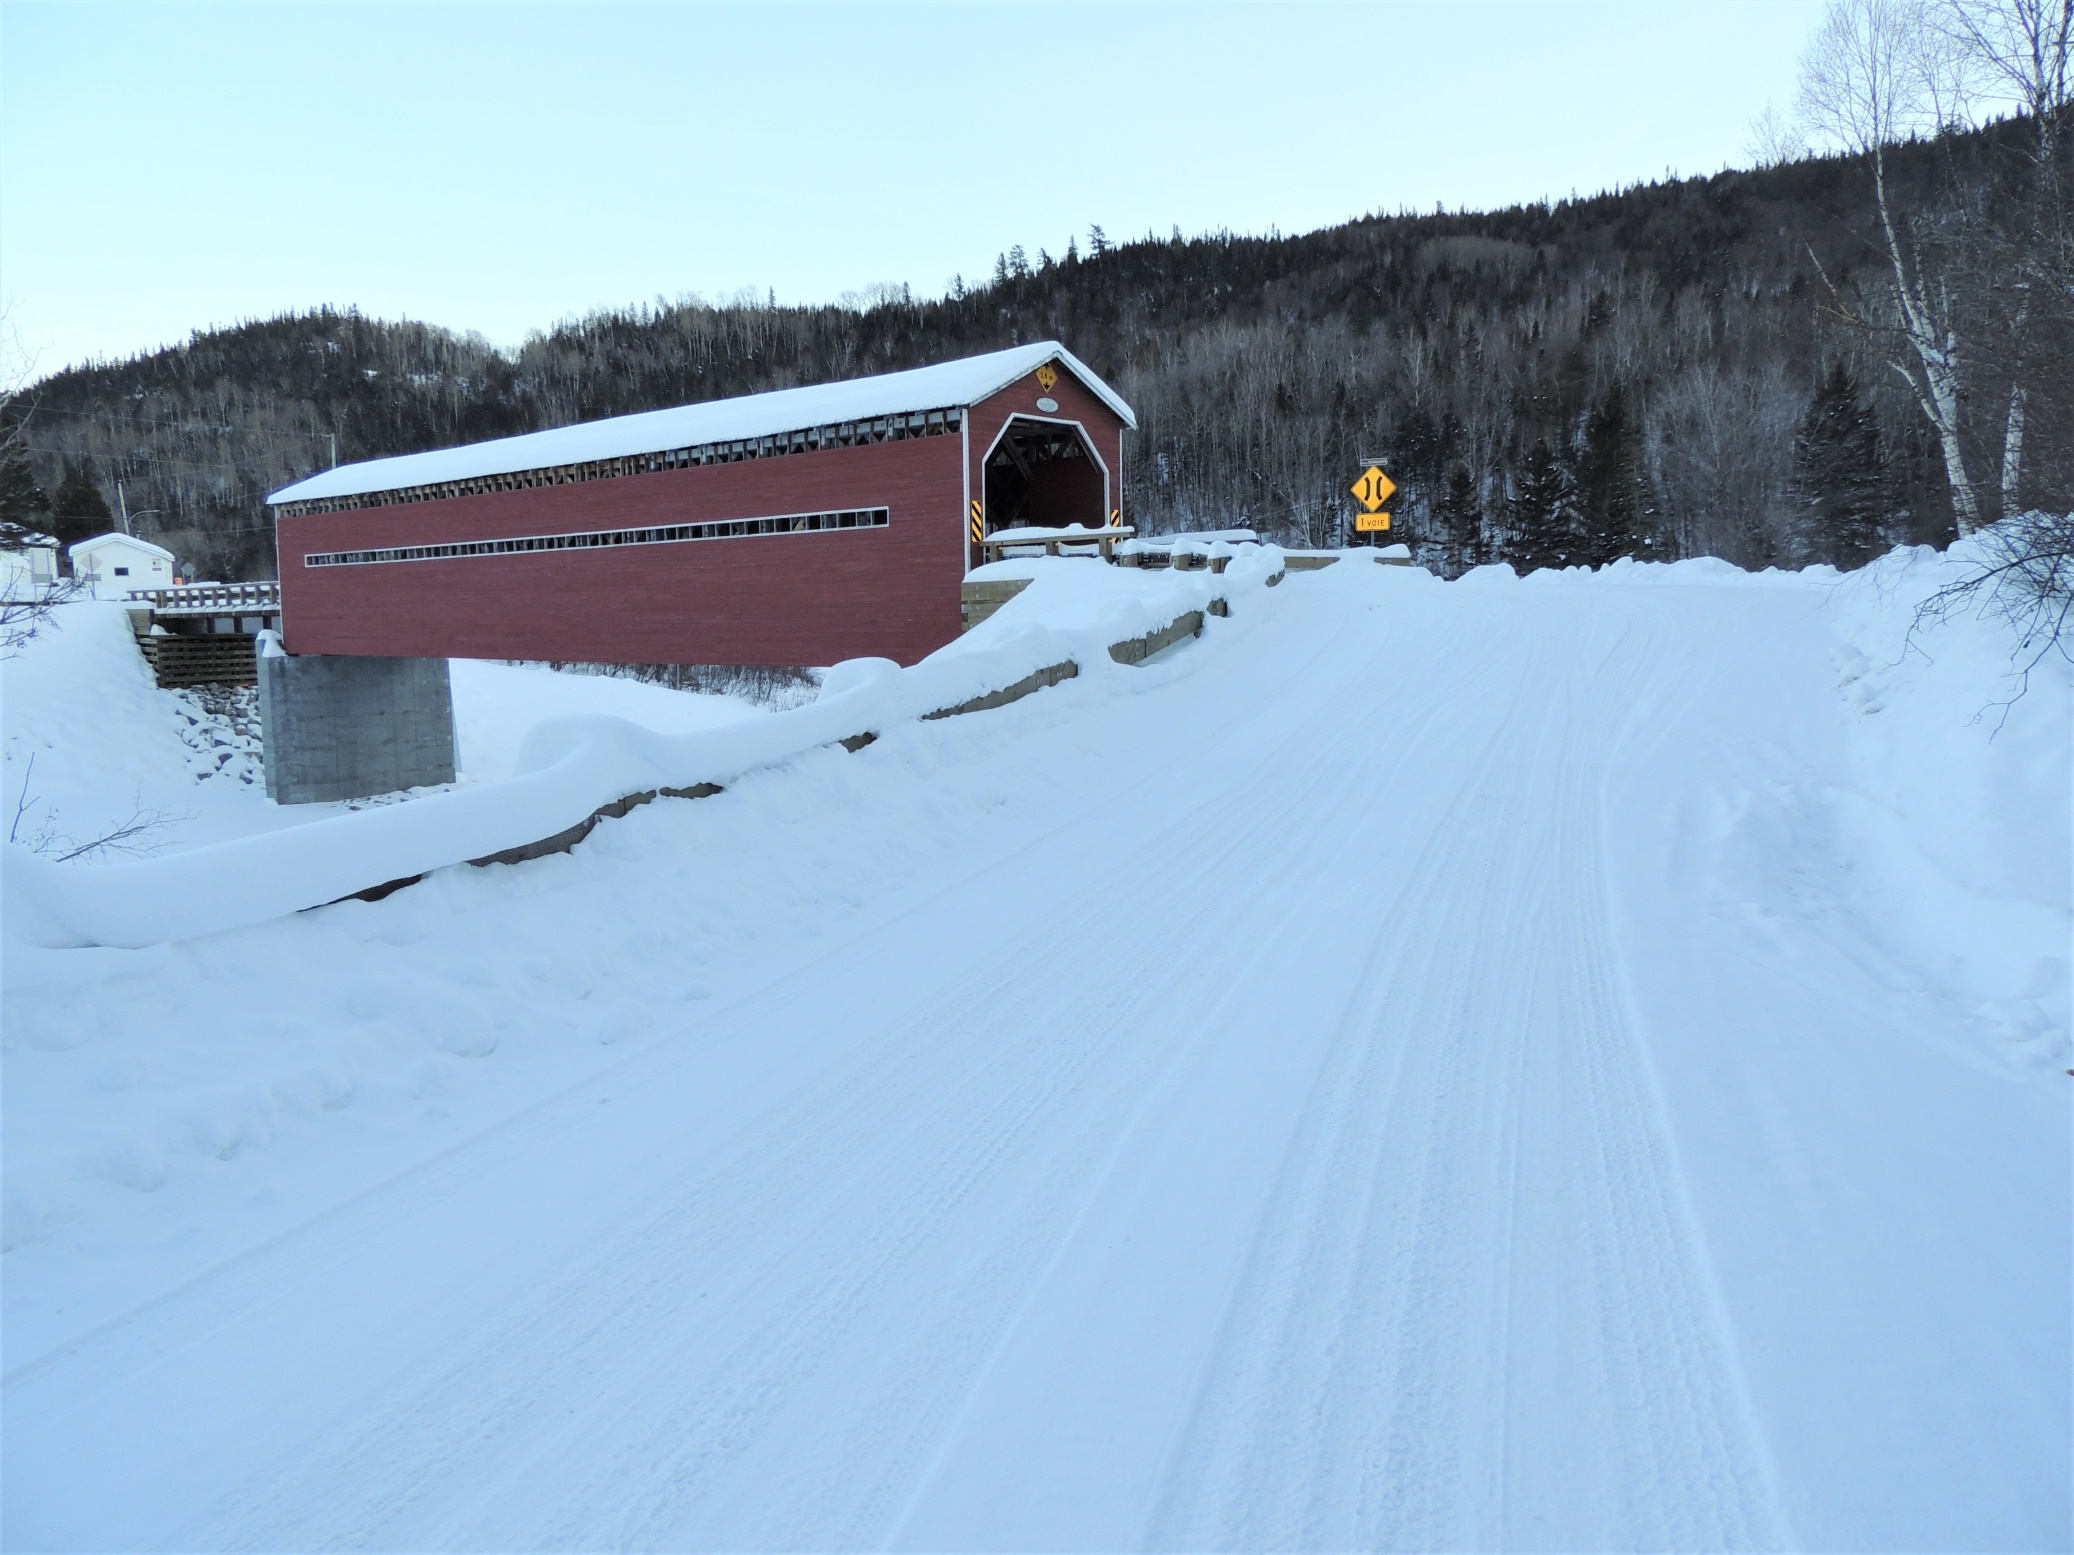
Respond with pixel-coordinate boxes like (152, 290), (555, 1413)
(5, 558), (2066, 1550)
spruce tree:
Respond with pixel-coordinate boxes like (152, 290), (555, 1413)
(1504, 439), (1580, 573)
(1393, 406), (1441, 486)
(1436, 462), (1483, 571)
(1792, 361), (1886, 568)
(0, 436), (50, 530)
(49, 462), (113, 546)
(1575, 383), (1645, 565)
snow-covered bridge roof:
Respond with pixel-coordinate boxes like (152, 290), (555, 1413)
(268, 342), (1133, 507)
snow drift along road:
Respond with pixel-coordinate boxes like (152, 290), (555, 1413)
(2, 551), (1253, 948)
(3, 542), (2067, 1551)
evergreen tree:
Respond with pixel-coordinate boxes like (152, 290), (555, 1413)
(0, 434), (50, 531)
(1504, 439), (1580, 572)
(1391, 407), (1441, 486)
(49, 461), (112, 546)
(1792, 361), (1886, 568)
(1436, 462), (1484, 570)
(1575, 383), (1645, 565)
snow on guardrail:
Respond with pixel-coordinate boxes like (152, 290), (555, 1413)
(5, 546), (1301, 950)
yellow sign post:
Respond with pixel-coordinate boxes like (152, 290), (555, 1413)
(1352, 465), (1396, 534)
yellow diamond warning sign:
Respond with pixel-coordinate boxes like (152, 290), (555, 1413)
(1352, 466), (1397, 512)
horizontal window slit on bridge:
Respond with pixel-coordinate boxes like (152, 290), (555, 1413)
(302, 507), (890, 567)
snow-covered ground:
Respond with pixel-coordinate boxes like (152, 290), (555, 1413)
(0, 609), (768, 854)
(3, 542), (2067, 1550)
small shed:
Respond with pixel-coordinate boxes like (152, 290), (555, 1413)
(1, 524), (60, 593)
(268, 342), (1136, 668)
(69, 533), (176, 596)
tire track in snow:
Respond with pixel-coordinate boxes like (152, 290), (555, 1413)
(1140, 596), (1552, 1547)
(1147, 596), (1792, 1550)
(493, 594), (1515, 1551)
(166, 601), (1493, 1550)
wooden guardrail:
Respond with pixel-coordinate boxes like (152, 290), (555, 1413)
(979, 525), (1134, 561)
(124, 582), (281, 689)
(333, 595), (1231, 907)
(960, 578), (1033, 632)
(127, 581), (281, 614)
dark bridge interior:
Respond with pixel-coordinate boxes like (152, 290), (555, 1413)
(982, 418), (1105, 535)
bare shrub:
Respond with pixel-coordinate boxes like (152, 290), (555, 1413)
(521, 661), (824, 710)
(1914, 509), (2074, 688)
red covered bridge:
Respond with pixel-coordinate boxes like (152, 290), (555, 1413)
(268, 343), (1135, 668)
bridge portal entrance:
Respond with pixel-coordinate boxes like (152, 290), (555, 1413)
(981, 417), (1107, 539)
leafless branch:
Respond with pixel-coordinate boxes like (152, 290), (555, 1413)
(48, 806), (188, 863)
(9, 752), (39, 847)
(8, 759), (190, 861)
(0, 577), (87, 657)
(1910, 509), (2074, 721)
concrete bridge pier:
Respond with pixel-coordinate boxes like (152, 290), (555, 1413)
(258, 650), (457, 804)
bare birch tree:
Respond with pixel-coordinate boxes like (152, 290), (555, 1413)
(1938, 0), (2072, 168)
(1800, 0), (1985, 533)
(1935, 0), (2073, 514)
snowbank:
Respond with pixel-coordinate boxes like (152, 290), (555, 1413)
(0, 608), (770, 859)
(449, 660), (766, 783)
(1818, 538), (2070, 1069)
(1, 604), (271, 849)
(4, 551), (1275, 950)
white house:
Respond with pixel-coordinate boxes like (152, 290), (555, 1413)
(67, 532), (176, 597)
(0, 523), (60, 594)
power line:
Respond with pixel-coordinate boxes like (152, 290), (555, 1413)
(19, 405), (339, 442)
(87, 455), (317, 479)
(22, 441), (328, 478)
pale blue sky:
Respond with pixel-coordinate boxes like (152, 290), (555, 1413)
(3, 1), (1829, 376)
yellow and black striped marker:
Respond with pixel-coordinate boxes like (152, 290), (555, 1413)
(1109, 508), (1121, 528)
(970, 499), (984, 545)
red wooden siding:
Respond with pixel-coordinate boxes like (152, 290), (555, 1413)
(280, 437), (964, 667)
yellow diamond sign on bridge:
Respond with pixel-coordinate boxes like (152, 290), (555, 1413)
(1352, 466), (1397, 512)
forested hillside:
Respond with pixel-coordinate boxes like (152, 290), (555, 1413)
(4, 113), (2064, 581)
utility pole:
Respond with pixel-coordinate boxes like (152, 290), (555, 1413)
(116, 480), (132, 535)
